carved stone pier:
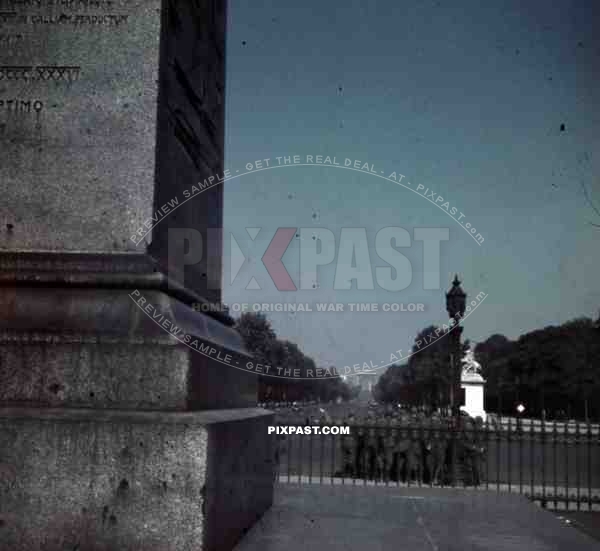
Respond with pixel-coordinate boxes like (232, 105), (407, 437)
(0, 1), (275, 549)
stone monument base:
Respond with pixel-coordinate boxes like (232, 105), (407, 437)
(0, 282), (276, 551)
(0, 407), (275, 551)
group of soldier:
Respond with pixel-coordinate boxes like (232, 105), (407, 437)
(336, 407), (487, 486)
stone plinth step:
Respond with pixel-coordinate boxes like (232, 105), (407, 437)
(0, 407), (275, 551)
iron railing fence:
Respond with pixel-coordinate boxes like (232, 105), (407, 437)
(275, 418), (600, 511)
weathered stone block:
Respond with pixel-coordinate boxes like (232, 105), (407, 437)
(0, 286), (258, 410)
(0, 407), (275, 551)
(0, 0), (226, 302)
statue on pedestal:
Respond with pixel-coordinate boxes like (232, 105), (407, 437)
(459, 347), (487, 423)
(461, 348), (482, 376)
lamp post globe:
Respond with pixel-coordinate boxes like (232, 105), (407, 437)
(446, 274), (467, 321)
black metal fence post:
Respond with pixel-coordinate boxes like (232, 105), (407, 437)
(553, 421), (558, 509)
(507, 417), (512, 494)
(330, 423), (335, 485)
(451, 418), (458, 487)
(319, 424), (324, 485)
(565, 422), (569, 511)
(530, 420), (534, 502)
(284, 431), (290, 483)
(308, 426), (313, 483)
(485, 416), (490, 492)
(497, 419), (502, 493)
(541, 419), (547, 509)
(576, 421), (580, 511)
(587, 420), (592, 512)
(298, 429), (303, 484)
(519, 417), (524, 496)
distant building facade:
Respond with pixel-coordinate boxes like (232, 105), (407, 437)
(344, 372), (380, 401)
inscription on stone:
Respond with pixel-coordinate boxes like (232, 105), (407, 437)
(0, 0), (117, 10)
(0, 0), (128, 26)
(0, 64), (78, 137)
(0, 0), (161, 252)
(0, 0), (129, 140)
(0, 98), (43, 112)
(0, 65), (80, 82)
(0, 97), (43, 139)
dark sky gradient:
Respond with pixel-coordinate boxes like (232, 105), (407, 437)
(222, 0), (600, 371)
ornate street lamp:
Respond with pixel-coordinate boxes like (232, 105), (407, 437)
(446, 274), (467, 319)
(445, 274), (467, 418)
(445, 274), (467, 485)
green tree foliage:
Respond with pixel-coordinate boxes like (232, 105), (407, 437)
(405, 325), (451, 408)
(372, 363), (409, 403)
(234, 311), (354, 403)
(474, 315), (600, 420)
(374, 325), (469, 409)
(235, 311), (277, 365)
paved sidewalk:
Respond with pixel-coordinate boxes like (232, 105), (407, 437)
(235, 483), (600, 550)
(557, 513), (600, 543)
(276, 475), (600, 511)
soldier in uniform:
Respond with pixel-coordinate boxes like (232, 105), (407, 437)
(460, 417), (479, 486)
(423, 414), (446, 485)
(405, 425), (423, 483)
(364, 420), (380, 480)
(354, 425), (367, 479)
(470, 416), (486, 486)
(274, 430), (287, 478)
(395, 418), (412, 482)
(341, 422), (356, 478)
(371, 424), (387, 482)
(381, 427), (398, 481)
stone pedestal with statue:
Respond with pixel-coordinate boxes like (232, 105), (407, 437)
(459, 349), (487, 421)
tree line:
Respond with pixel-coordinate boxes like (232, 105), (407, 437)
(235, 311), (360, 403)
(373, 324), (469, 410)
(374, 315), (600, 421)
(475, 316), (600, 420)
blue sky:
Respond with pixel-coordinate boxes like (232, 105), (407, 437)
(221, 0), (600, 371)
